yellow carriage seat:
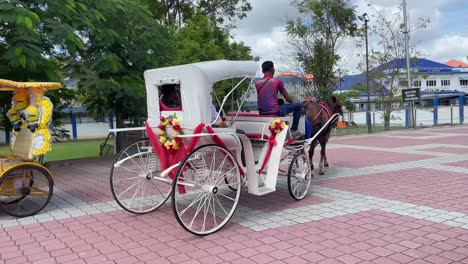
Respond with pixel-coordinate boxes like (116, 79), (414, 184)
(0, 129), (35, 172)
(0, 79), (61, 172)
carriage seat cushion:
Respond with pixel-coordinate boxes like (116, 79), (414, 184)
(226, 112), (292, 123)
(159, 101), (182, 111)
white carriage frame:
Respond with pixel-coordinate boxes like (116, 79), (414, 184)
(110, 60), (340, 235)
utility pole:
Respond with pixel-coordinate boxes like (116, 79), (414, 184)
(402, 0), (414, 128)
(359, 13), (371, 133)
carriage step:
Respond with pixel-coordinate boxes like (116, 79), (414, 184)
(254, 187), (275, 196)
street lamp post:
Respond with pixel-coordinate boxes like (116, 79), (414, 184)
(359, 13), (371, 133)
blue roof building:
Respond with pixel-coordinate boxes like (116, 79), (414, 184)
(337, 58), (468, 106)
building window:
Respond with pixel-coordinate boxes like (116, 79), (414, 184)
(460, 80), (468, 86)
(441, 80), (450, 86)
(413, 80), (421, 87)
(426, 80), (436, 87)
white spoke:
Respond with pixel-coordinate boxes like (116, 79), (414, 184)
(116, 166), (141, 174)
(214, 166), (237, 186)
(124, 151), (144, 171)
(140, 179), (146, 211)
(214, 195), (229, 216)
(201, 195), (211, 233)
(179, 192), (208, 217)
(208, 149), (217, 185)
(149, 178), (167, 197)
(127, 179), (144, 208)
(117, 179), (143, 200)
(211, 195), (218, 227)
(214, 154), (229, 181)
(114, 176), (141, 183)
(217, 192), (237, 202)
(188, 193), (210, 229)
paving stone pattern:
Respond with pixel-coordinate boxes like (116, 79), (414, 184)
(1, 125), (468, 263)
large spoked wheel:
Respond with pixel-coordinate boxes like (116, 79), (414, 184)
(110, 139), (171, 214)
(287, 152), (312, 200)
(172, 144), (241, 236)
(0, 164), (53, 217)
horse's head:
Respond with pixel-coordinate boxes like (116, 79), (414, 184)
(326, 95), (343, 116)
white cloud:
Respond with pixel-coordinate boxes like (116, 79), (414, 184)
(421, 34), (468, 63)
(231, 0), (468, 76)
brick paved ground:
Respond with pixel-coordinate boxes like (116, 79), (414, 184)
(1, 125), (468, 264)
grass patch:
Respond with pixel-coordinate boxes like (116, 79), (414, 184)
(0, 139), (110, 162)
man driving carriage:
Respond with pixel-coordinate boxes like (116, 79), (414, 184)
(256, 61), (303, 138)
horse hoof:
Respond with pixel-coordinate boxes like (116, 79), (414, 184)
(324, 164), (329, 167)
(319, 171), (324, 175)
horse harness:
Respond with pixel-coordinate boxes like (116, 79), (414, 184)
(304, 101), (332, 124)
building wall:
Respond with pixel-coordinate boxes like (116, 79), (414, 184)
(412, 72), (468, 93)
(0, 122), (114, 144)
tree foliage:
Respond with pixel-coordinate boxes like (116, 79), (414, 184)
(68, 0), (173, 124)
(0, 0), (88, 138)
(286, 0), (357, 100)
(359, 8), (429, 130)
(0, 0), (255, 148)
(146, 0), (252, 27)
(172, 13), (256, 112)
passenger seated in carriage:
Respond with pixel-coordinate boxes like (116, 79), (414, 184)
(211, 104), (228, 128)
(255, 61), (302, 138)
(161, 84), (182, 108)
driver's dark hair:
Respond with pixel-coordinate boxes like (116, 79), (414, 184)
(261, 61), (274, 72)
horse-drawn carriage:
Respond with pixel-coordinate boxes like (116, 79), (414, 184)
(110, 60), (341, 235)
(0, 79), (58, 217)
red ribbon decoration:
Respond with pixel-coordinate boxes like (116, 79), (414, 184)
(258, 120), (285, 174)
(146, 121), (246, 193)
(145, 121), (185, 194)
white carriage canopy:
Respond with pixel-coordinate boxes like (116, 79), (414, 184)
(144, 60), (258, 128)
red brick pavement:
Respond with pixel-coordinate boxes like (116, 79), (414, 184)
(1, 125), (468, 263)
(319, 168), (468, 215)
(1, 210), (468, 264)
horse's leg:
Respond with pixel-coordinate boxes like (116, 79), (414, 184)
(323, 131), (331, 167)
(308, 138), (318, 172)
(318, 136), (326, 175)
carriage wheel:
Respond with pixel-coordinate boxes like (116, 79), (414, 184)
(172, 144), (241, 236)
(0, 164), (53, 217)
(287, 153), (312, 200)
(110, 139), (171, 214)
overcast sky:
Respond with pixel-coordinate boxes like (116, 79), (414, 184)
(231, 0), (468, 75)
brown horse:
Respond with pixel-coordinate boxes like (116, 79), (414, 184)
(303, 96), (343, 175)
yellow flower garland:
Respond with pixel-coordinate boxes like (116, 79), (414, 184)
(38, 97), (53, 129)
(32, 129), (51, 155)
(158, 116), (182, 151)
(269, 118), (286, 134)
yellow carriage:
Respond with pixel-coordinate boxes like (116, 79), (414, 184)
(0, 79), (59, 217)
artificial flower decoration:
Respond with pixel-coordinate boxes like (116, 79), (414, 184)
(157, 115), (183, 150)
(269, 119), (286, 135)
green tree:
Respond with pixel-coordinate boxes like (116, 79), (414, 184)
(68, 0), (174, 150)
(146, 0), (252, 27)
(0, 0), (88, 139)
(359, 9), (429, 130)
(173, 14), (256, 112)
(286, 0), (357, 100)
